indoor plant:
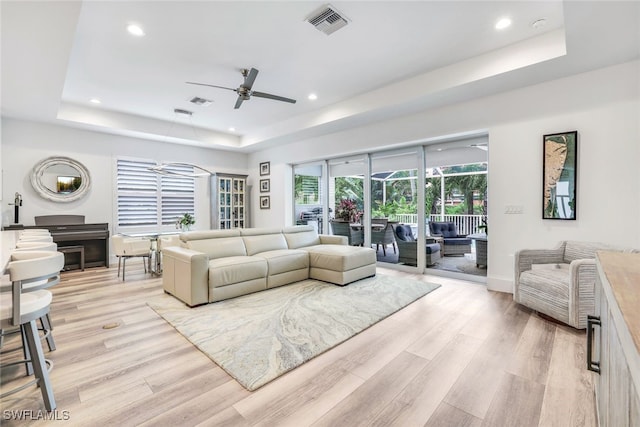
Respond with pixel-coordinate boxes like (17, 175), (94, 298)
(176, 213), (195, 231)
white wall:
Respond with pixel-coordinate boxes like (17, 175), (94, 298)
(1, 119), (249, 233)
(248, 60), (640, 293)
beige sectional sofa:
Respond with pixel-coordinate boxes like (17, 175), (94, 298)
(162, 225), (377, 306)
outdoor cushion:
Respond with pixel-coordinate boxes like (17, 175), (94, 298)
(395, 224), (415, 241)
(430, 221), (461, 238)
(445, 238), (472, 246)
(425, 243), (440, 254)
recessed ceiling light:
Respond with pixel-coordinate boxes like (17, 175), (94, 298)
(127, 24), (145, 37)
(89, 98), (101, 104)
(308, 93), (318, 101)
(532, 18), (547, 30)
(495, 18), (512, 30)
(228, 127), (236, 132)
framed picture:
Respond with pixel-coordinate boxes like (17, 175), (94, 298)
(259, 161), (270, 176)
(260, 195), (270, 209)
(259, 178), (270, 193)
(542, 130), (578, 220)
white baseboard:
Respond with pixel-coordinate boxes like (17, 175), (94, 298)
(487, 276), (513, 293)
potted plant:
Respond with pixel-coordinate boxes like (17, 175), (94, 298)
(334, 199), (363, 223)
(176, 213), (195, 231)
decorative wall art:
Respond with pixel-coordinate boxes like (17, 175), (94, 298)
(259, 161), (270, 176)
(260, 195), (270, 209)
(542, 131), (578, 220)
(260, 179), (270, 193)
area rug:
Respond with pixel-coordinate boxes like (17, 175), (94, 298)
(147, 274), (440, 390)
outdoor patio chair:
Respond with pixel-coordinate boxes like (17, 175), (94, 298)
(371, 219), (396, 256)
(330, 220), (363, 246)
(428, 221), (471, 256)
(393, 224), (441, 266)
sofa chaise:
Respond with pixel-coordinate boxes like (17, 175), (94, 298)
(162, 225), (377, 306)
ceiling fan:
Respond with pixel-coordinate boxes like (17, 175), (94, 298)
(186, 68), (297, 109)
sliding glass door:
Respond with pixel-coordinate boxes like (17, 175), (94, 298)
(328, 156), (367, 246)
(293, 162), (326, 233)
(370, 149), (421, 266)
(290, 135), (488, 280)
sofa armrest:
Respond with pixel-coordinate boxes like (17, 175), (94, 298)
(162, 247), (210, 306)
(567, 259), (598, 328)
(319, 234), (348, 245)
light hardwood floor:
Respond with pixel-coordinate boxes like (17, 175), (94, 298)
(1, 263), (597, 426)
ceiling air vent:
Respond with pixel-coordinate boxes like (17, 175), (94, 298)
(306, 4), (349, 35)
(173, 108), (193, 116)
(190, 96), (212, 107)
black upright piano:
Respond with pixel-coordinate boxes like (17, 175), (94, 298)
(22, 215), (110, 271)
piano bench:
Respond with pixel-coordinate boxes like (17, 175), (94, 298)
(59, 245), (85, 271)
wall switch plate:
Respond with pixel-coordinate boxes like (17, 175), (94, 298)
(504, 205), (524, 214)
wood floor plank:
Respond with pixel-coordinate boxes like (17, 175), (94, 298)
(537, 326), (597, 427)
(371, 333), (484, 426)
(235, 364), (364, 427)
(506, 314), (557, 385)
(480, 372), (546, 427)
(443, 301), (531, 419)
(311, 351), (430, 427)
(424, 402), (483, 427)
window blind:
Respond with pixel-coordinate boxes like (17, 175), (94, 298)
(116, 159), (195, 228)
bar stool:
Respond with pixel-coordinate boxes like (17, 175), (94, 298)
(20, 229), (51, 235)
(0, 251), (64, 411)
(15, 241), (58, 252)
(18, 235), (53, 243)
(1, 251), (63, 366)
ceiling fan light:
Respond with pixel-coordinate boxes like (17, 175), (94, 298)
(308, 93), (318, 100)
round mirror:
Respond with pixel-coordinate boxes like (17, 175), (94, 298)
(30, 156), (91, 202)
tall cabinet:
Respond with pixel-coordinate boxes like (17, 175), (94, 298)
(588, 252), (640, 426)
(210, 174), (249, 229)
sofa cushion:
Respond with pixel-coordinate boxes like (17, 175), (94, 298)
(181, 229), (240, 242)
(305, 245), (376, 272)
(256, 249), (309, 275)
(283, 225), (321, 249)
(186, 236), (247, 259)
(241, 232), (288, 256)
(208, 256), (267, 288)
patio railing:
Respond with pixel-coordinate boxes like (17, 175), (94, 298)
(389, 214), (485, 236)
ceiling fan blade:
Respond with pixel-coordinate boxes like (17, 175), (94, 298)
(234, 95), (245, 109)
(243, 68), (259, 90)
(185, 82), (237, 92)
(251, 91), (297, 104)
